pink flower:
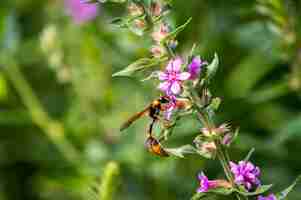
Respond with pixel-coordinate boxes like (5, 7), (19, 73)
(65, 0), (99, 24)
(187, 56), (207, 80)
(157, 57), (190, 95)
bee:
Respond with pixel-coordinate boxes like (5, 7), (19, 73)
(120, 96), (170, 132)
(144, 135), (169, 157)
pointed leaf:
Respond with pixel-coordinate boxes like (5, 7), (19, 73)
(276, 175), (301, 200)
(209, 187), (234, 195)
(160, 17), (192, 44)
(110, 15), (145, 30)
(165, 144), (197, 158)
(244, 148), (255, 161)
(110, 17), (126, 27)
(234, 184), (273, 196)
(191, 188), (233, 200)
(208, 97), (221, 111)
(190, 192), (206, 200)
(112, 57), (166, 77)
(205, 53), (219, 82)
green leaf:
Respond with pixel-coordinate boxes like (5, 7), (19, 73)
(111, 15), (145, 29)
(190, 192), (206, 200)
(209, 187), (233, 195)
(244, 148), (255, 161)
(162, 0), (173, 5)
(191, 192), (206, 200)
(112, 57), (167, 77)
(160, 17), (192, 44)
(205, 53), (219, 83)
(223, 127), (240, 147)
(0, 72), (8, 101)
(110, 17), (126, 27)
(190, 188), (233, 200)
(276, 175), (301, 200)
(208, 97), (221, 111)
(165, 145), (197, 158)
(234, 184), (273, 196)
(195, 147), (215, 159)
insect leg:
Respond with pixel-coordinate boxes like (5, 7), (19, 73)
(148, 118), (157, 135)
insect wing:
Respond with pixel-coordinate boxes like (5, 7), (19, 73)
(120, 106), (150, 131)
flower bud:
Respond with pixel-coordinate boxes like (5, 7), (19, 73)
(194, 137), (216, 158)
(222, 133), (232, 146)
(151, 23), (170, 43)
(133, 19), (146, 29)
(167, 39), (178, 50)
(127, 2), (144, 16)
(200, 127), (211, 137)
(40, 24), (58, 53)
(151, 45), (166, 58)
(201, 123), (230, 137)
(150, 1), (163, 17)
(200, 141), (216, 153)
(215, 123), (230, 135)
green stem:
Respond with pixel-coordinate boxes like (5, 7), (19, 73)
(3, 58), (79, 163)
(190, 87), (246, 200)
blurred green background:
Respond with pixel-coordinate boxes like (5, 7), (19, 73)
(0, 0), (300, 199)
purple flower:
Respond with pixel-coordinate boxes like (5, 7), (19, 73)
(65, 0), (98, 24)
(197, 172), (218, 193)
(257, 194), (277, 200)
(157, 57), (190, 95)
(230, 161), (261, 190)
(187, 56), (207, 80)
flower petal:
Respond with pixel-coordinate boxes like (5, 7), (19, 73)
(164, 109), (173, 120)
(197, 187), (207, 193)
(158, 81), (170, 92)
(166, 60), (174, 72)
(65, 0), (98, 24)
(170, 81), (181, 94)
(198, 172), (206, 181)
(188, 57), (201, 79)
(172, 57), (183, 72)
(177, 72), (191, 80)
(158, 71), (168, 80)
